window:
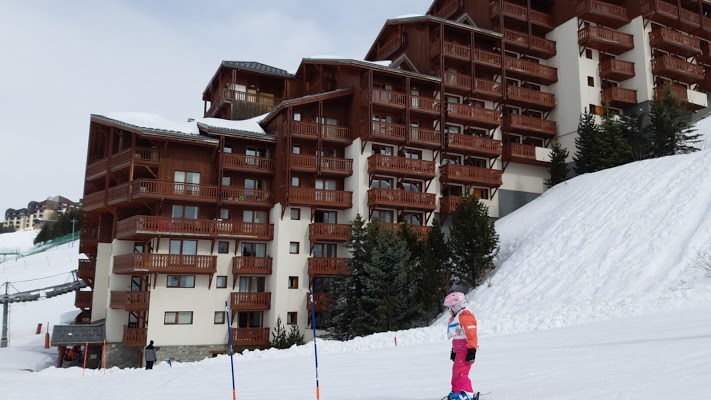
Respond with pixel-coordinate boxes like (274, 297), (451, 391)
(242, 242), (267, 257)
(246, 147), (268, 158)
(239, 276), (266, 292)
(222, 176), (232, 186)
(372, 209), (394, 223)
(245, 178), (266, 190)
(292, 145), (301, 155)
(443, 185), (464, 197)
(216, 276), (227, 288)
(223, 145), (233, 154)
(167, 275), (195, 288)
(469, 99), (485, 108)
(237, 311), (264, 328)
(133, 242), (145, 253)
(174, 171), (201, 195)
(172, 205), (199, 219)
(587, 76), (594, 87)
(312, 277), (334, 293)
(402, 212), (423, 226)
(441, 155), (461, 165)
(164, 311), (193, 325)
(288, 276), (299, 289)
(401, 180), (422, 193)
(130, 276), (142, 291)
(468, 158), (488, 168)
(293, 113), (302, 121)
(446, 125), (460, 134)
(314, 210), (336, 224)
(287, 312), (298, 325)
(370, 177), (393, 189)
(371, 144), (393, 156)
(473, 187), (490, 200)
(243, 210), (268, 223)
(291, 176), (300, 187)
(169, 240), (197, 255)
(291, 208), (301, 220)
(315, 179), (336, 190)
(585, 49), (593, 59)
(214, 311), (226, 324)
(403, 149), (421, 160)
(313, 243), (337, 258)
(220, 208), (229, 220)
(289, 242), (299, 254)
(218, 241), (229, 254)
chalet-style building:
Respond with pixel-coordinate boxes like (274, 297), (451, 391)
(4, 196), (81, 230)
(64, 0), (711, 367)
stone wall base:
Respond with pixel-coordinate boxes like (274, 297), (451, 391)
(104, 342), (229, 368)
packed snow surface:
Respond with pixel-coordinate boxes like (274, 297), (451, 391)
(0, 230), (39, 252)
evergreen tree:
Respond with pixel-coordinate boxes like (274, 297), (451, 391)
(270, 317), (288, 349)
(649, 85), (701, 157)
(573, 110), (601, 174)
(34, 224), (51, 245)
(598, 109), (633, 169)
(415, 219), (451, 322)
(545, 143), (570, 188)
(362, 225), (412, 333)
(449, 193), (500, 289)
(619, 112), (650, 161)
(0, 226), (16, 234)
(285, 324), (305, 347)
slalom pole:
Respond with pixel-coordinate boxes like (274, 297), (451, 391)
(309, 288), (321, 400)
(82, 341), (88, 376)
(225, 301), (237, 400)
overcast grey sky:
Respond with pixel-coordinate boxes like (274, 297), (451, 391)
(0, 0), (432, 217)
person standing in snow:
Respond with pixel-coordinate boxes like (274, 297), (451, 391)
(444, 292), (479, 400)
(144, 340), (157, 370)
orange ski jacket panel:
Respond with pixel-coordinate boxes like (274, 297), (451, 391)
(447, 309), (478, 349)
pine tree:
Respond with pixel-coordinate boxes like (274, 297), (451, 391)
(573, 110), (601, 174)
(620, 112), (649, 161)
(545, 143), (570, 188)
(598, 109), (633, 169)
(285, 324), (305, 347)
(270, 317), (288, 349)
(415, 219), (451, 322)
(649, 85), (701, 157)
(449, 193), (500, 289)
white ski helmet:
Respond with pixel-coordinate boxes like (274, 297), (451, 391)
(443, 292), (467, 314)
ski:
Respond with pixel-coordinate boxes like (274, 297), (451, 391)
(440, 391), (490, 400)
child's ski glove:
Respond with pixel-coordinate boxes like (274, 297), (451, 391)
(450, 349), (456, 361)
(465, 348), (476, 363)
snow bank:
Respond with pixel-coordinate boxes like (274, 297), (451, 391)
(0, 229), (39, 252)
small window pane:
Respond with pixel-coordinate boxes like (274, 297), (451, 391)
(181, 276), (195, 288)
(291, 177), (300, 187)
(222, 176), (231, 186)
(177, 311), (193, 324)
(220, 209), (229, 219)
(218, 241), (229, 254)
(214, 311), (226, 324)
(183, 240), (198, 255)
(185, 206), (199, 219)
(287, 312), (297, 325)
(288, 276), (299, 289)
(164, 312), (176, 324)
(167, 276), (180, 287)
(216, 276), (227, 288)
(172, 205), (184, 219)
(289, 242), (299, 254)
(290, 208), (301, 220)
(169, 240), (182, 254)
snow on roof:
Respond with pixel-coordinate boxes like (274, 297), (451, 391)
(103, 112), (199, 135)
(306, 55), (392, 68)
(393, 13), (424, 19)
(199, 114), (268, 135)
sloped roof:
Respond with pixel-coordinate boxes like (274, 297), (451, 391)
(222, 61), (293, 78)
(261, 88), (355, 126)
(91, 114), (219, 145)
(51, 321), (105, 346)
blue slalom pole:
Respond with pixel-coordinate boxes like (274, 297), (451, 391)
(225, 301), (237, 400)
(309, 288), (321, 400)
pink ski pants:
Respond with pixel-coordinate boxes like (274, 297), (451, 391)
(451, 339), (473, 393)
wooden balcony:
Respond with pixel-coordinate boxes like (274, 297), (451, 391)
(649, 28), (701, 58)
(578, 26), (634, 55)
(79, 225), (99, 258)
(106, 183), (130, 206)
(222, 154), (275, 174)
(575, 0), (630, 29)
(440, 196), (462, 215)
(507, 86), (556, 110)
(115, 216), (274, 241)
(232, 257), (273, 276)
(446, 103), (502, 128)
(75, 291), (92, 309)
(504, 57), (558, 85)
(503, 114), (557, 138)
(291, 121), (352, 144)
(230, 292), (271, 311)
(308, 258), (349, 276)
(307, 292), (333, 312)
(78, 259), (96, 287)
(447, 134), (502, 158)
(381, 223), (432, 241)
(309, 224), (352, 243)
(376, 34), (403, 60)
(640, 0), (679, 26)
(409, 127), (442, 149)
(371, 121), (407, 143)
(371, 88), (407, 108)
(291, 155), (353, 177)
(601, 87), (638, 107)
(503, 143), (550, 166)
(599, 59), (635, 82)
(444, 74), (502, 101)
(503, 29), (557, 59)
(85, 158), (108, 181)
(444, 71), (472, 93)
(473, 49), (503, 70)
(367, 155), (436, 179)
(206, 89), (281, 118)
(113, 253), (217, 275)
(110, 291), (150, 312)
(651, 55), (705, 84)
(231, 328), (270, 347)
(473, 79), (504, 101)
(435, 0), (459, 19)
(440, 165), (503, 187)
(490, 1), (554, 31)
(442, 41), (471, 61)
(123, 326), (147, 347)
(220, 188), (274, 208)
(367, 189), (437, 211)
(82, 191), (105, 212)
(654, 85), (708, 111)
(410, 96), (441, 114)
(289, 188), (352, 209)
(109, 147), (160, 172)
(131, 180), (218, 203)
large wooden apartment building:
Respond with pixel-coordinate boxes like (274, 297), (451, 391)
(66, 0), (711, 367)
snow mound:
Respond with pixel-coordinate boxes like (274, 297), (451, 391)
(0, 230), (39, 252)
(695, 113), (711, 150)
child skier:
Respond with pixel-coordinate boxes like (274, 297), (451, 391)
(443, 292), (479, 400)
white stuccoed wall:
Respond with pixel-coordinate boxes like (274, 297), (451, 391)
(90, 243), (113, 323)
(618, 17), (653, 104)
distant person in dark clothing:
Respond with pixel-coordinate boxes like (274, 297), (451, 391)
(145, 340), (157, 370)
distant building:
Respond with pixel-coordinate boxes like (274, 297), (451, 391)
(3, 196), (81, 230)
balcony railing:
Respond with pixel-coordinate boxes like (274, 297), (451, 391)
(503, 114), (557, 137)
(230, 292), (271, 311)
(78, 259), (96, 285)
(86, 159), (108, 180)
(599, 59), (635, 82)
(504, 57), (558, 84)
(507, 86), (556, 110)
(75, 291), (92, 309)
(440, 165), (503, 187)
(222, 154), (275, 174)
(291, 155), (352, 176)
(367, 189), (437, 211)
(503, 143), (551, 165)
(289, 188), (352, 209)
(381, 223), (432, 241)
(473, 49), (503, 69)
(371, 88), (407, 108)
(110, 291), (150, 311)
(649, 28), (701, 57)
(206, 89), (281, 118)
(107, 183), (130, 205)
(308, 258), (349, 276)
(376, 34), (403, 59)
(575, 0), (631, 29)
(231, 328), (270, 347)
(440, 196), (462, 215)
(232, 257), (273, 276)
(640, 0), (679, 26)
(490, 1), (554, 30)
(447, 103), (502, 127)
(473, 79), (503, 101)
(447, 134), (502, 157)
(115, 216), (274, 241)
(578, 26), (634, 55)
(601, 87), (638, 106)
(444, 71), (472, 92)
(82, 191), (105, 212)
(367, 155), (437, 179)
(123, 326), (147, 347)
(651, 55), (705, 84)
(113, 253), (217, 275)
(307, 292), (333, 312)
(371, 121), (407, 143)
(442, 41), (471, 61)
(132, 180), (218, 203)
(410, 96), (440, 114)
(309, 224), (352, 242)
(409, 127), (442, 149)
(291, 121), (353, 143)
(220, 188), (274, 207)
(503, 29), (556, 58)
